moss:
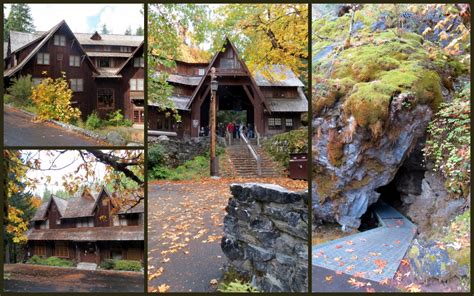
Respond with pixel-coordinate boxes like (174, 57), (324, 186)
(408, 245), (420, 257)
(447, 247), (470, 268)
(413, 70), (443, 110)
(327, 128), (345, 166)
(314, 173), (338, 201)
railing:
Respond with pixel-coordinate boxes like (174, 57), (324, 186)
(240, 131), (261, 176)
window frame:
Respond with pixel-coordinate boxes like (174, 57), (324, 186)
(70, 79), (84, 92)
(133, 57), (144, 68)
(69, 55), (81, 67)
(97, 88), (115, 109)
(130, 78), (144, 91)
(37, 53), (50, 65)
(53, 34), (66, 46)
(268, 117), (282, 130)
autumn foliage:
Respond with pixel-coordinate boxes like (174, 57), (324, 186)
(30, 72), (81, 123)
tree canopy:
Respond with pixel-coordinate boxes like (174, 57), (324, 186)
(4, 4), (35, 39)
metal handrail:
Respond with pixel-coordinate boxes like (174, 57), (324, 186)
(240, 131), (261, 176)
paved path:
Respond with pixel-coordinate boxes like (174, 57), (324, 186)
(147, 181), (230, 292)
(312, 202), (416, 288)
(4, 264), (144, 292)
(4, 107), (107, 147)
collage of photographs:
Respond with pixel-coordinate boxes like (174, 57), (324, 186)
(0, 2), (471, 294)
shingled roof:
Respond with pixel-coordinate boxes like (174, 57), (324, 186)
(8, 31), (43, 53)
(253, 65), (305, 87)
(27, 225), (143, 241)
(4, 20), (99, 78)
(74, 32), (142, 47)
(30, 195), (69, 222)
(61, 189), (97, 218)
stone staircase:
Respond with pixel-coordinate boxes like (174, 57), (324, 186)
(226, 140), (284, 178)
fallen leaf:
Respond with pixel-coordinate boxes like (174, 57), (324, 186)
(325, 275), (333, 282)
(158, 284), (170, 293)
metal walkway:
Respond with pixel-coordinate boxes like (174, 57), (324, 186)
(312, 202), (417, 282)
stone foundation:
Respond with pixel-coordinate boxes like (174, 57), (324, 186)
(221, 183), (308, 292)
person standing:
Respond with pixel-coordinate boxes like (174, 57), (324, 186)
(226, 122), (234, 145)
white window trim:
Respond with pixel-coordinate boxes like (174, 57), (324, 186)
(54, 35), (66, 46)
(37, 53), (50, 65)
(130, 78), (144, 91)
(70, 79), (84, 92)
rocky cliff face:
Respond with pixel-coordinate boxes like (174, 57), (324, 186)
(313, 94), (432, 229)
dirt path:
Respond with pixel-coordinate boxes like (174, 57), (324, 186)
(147, 177), (306, 292)
(4, 106), (108, 147)
(4, 264), (144, 292)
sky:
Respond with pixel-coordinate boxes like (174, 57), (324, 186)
(22, 150), (107, 198)
(4, 4), (143, 34)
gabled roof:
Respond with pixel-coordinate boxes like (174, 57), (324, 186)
(61, 188), (97, 219)
(115, 41), (144, 74)
(8, 31), (43, 53)
(185, 38), (270, 112)
(266, 88), (308, 112)
(4, 20), (99, 78)
(30, 195), (68, 222)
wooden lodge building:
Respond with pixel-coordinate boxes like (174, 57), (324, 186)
(27, 187), (144, 265)
(3, 20), (145, 124)
(148, 38), (308, 138)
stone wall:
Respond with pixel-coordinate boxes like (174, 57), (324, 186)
(221, 183), (308, 292)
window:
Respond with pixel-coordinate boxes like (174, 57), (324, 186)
(98, 58), (111, 68)
(34, 243), (47, 256)
(113, 215), (120, 226)
(97, 89), (114, 109)
(54, 242), (69, 257)
(198, 68), (205, 75)
(285, 118), (293, 127)
(32, 78), (43, 86)
(57, 53), (63, 61)
(268, 117), (282, 129)
(69, 55), (81, 67)
(133, 109), (144, 123)
(103, 46), (111, 52)
(56, 219), (61, 225)
(40, 219), (49, 229)
(130, 79), (144, 91)
(111, 250), (123, 260)
(37, 53), (50, 65)
(54, 35), (66, 46)
(120, 46), (132, 53)
(133, 57), (144, 67)
(76, 217), (94, 228)
(70, 79), (83, 92)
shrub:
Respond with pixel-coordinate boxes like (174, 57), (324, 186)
(262, 128), (308, 167)
(113, 260), (142, 272)
(27, 255), (74, 267)
(107, 109), (124, 127)
(218, 280), (260, 292)
(6, 75), (34, 107)
(30, 72), (81, 123)
(100, 259), (116, 270)
(85, 111), (103, 130)
(148, 144), (167, 167)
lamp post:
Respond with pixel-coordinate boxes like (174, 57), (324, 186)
(210, 67), (219, 177)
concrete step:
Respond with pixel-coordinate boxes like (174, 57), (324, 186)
(76, 262), (97, 270)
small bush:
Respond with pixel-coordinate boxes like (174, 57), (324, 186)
(113, 260), (142, 272)
(148, 144), (167, 167)
(85, 111), (103, 130)
(107, 109), (124, 127)
(6, 75), (34, 107)
(262, 128), (308, 167)
(100, 259), (115, 270)
(27, 255), (74, 267)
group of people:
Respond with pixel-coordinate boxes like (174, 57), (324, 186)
(225, 122), (254, 139)
(199, 122), (255, 139)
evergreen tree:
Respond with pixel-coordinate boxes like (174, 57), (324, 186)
(135, 26), (144, 36)
(4, 4), (35, 39)
(101, 24), (110, 34)
(125, 25), (132, 35)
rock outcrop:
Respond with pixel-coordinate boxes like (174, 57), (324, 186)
(221, 183), (308, 292)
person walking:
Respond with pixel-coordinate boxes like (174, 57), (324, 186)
(226, 122), (234, 145)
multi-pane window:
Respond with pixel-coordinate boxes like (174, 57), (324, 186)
(76, 217), (93, 228)
(57, 53), (63, 61)
(130, 79), (144, 91)
(54, 242), (69, 257)
(120, 46), (132, 53)
(133, 109), (144, 123)
(133, 57), (144, 67)
(198, 68), (205, 75)
(69, 55), (81, 67)
(97, 89), (114, 109)
(37, 53), (50, 65)
(70, 79), (83, 92)
(54, 35), (66, 46)
(285, 118), (293, 127)
(268, 117), (282, 129)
